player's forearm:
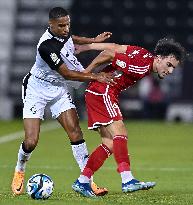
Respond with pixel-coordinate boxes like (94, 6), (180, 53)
(80, 43), (116, 53)
(72, 31), (112, 45)
(76, 43), (127, 54)
(72, 35), (96, 45)
(58, 64), (115, 85)
(88, 43), (127, 53)
(58, 65), (97, 81)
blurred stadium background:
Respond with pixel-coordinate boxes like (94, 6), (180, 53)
(0, 0), (193, 122)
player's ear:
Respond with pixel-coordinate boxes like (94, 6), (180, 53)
(49, 20), (54, 29)
(156, 55), (162, 63)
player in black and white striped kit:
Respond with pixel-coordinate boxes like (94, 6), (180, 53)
(12, 7), (114, 196)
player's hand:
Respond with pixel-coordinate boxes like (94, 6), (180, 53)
(95, 72), (116, 86)
(94, 32), (112, 43)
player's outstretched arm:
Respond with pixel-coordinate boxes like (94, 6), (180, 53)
(72, 32), (112, 45)
(57, 63), (115, 85)
(75, 43), (127, 54)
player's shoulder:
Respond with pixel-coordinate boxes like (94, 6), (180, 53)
(39, 38), (62, 48)
(37, 30), (52, 47)
(37, 39), (62, 57)
(38, 35), (68, 55)
(127, 45), (153, 60)
(126, 45), (150, 54)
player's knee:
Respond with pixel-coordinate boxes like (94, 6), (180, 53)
(102, 138), (113, 153)
(68, 127), (83, 142)
(24, 130), (39, 152)
(24, 138), (38, 152)
(103, 142), (113, 153)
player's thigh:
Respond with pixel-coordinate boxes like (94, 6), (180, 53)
(105, 120), (128, 137)
(98, 126), (113, 139)
(23, 118), (41, 143)
(50, 92), (76, 119)
(57, 108), (82, 141)
(23, 79), (47, 120)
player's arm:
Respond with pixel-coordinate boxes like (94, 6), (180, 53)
(84, 50), (115, 73)
(72, 32), (112, 45)
(75, 43), (127, 54)
(57, 63), (115, 85)
(38, 40), (115, 85)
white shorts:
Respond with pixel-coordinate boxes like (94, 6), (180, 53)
(22, 73), (76, 120)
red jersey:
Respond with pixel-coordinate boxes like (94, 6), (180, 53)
(86, 46), (154, 97)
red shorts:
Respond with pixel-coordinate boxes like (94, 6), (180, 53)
(85, 88), (123, 129)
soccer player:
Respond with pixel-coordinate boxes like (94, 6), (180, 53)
(11, 7), (115, 196)
(72, 38), (186, 197)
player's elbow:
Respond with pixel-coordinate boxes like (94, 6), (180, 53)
(58, 65), (72, 80)
(102, 50), (115, 61)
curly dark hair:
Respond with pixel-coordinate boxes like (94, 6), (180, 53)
(154, 38), (186, 64)
(49, 7), (69, 20)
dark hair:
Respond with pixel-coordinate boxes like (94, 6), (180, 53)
(154, 38), (186, 64)
(49, 7), (69, 20)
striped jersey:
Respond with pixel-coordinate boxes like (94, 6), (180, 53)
(30, 28), (84, 88)
(86, 45), (154, 96)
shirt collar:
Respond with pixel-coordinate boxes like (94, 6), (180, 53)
(47, 27), (71, 42)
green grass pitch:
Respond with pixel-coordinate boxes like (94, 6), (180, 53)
(0, 120), (193, 205)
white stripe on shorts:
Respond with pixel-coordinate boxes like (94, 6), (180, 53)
(103, 85), (117, 117)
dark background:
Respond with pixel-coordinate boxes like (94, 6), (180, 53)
(4, 0), (193, 121)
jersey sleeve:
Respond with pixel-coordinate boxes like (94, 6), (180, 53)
(111, 52), (130, 72)
(38, 39), (64, 70)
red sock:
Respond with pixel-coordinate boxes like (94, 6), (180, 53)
(113, 135), (131, 173)
(82, 144), (112, 178)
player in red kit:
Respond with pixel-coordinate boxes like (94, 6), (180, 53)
(72, 38), (186, 197)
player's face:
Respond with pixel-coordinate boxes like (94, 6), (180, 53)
(49, 15), (70, 38)
(153, 55), (179, 79)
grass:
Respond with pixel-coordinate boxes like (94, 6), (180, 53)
(0, 120), (193, 205)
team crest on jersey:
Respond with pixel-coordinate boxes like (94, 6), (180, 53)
(50, 53), (60, 65)
(116, 59), (126, 68)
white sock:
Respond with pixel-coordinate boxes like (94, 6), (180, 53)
(120, 171), (134, 184)
(71, 141), (89, 172)
(71, 141), (95, 183)
(78, 175), (90, 183)
(15, 143), (32, 172)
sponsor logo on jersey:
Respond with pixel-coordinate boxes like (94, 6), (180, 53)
(116, 59), (126, 68)
(50, 53), (60, 65)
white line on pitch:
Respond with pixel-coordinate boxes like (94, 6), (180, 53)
(0, 165), (192, 172)
(0, 121), (60, 144)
